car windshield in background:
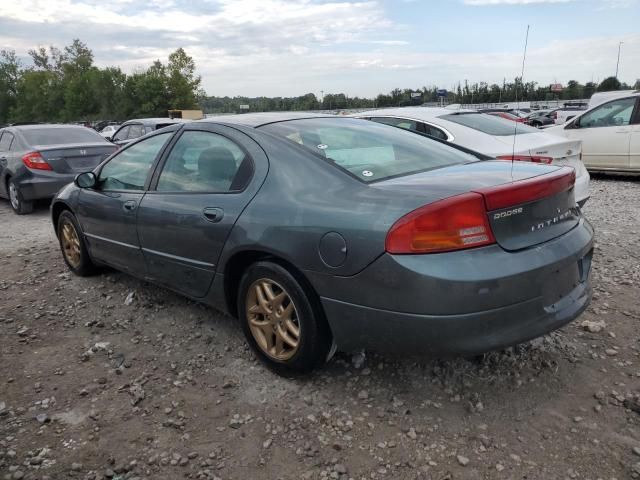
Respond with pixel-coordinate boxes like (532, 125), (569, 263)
(260, 118), (477, 183)
(440, 113), (539, 136)
(22, 128), (105, 145)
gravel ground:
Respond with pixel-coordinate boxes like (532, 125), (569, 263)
(1, 176), (640, 480)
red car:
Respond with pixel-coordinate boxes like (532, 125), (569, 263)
(487, 111), (527, 123)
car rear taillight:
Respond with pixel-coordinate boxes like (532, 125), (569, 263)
(551, 112), (557, 120)
(386, 168), (576, 255)
(497, 155), (553, 164)
(22, 152), (52, 171)
(477, 167), (575, 211)
(385, 193), (496, 254)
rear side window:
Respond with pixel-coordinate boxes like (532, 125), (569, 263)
(0, 132), (14, 151)
(440, 113), (538, 136)
(21, 127), (105, 145)
(260, 118), (476, 183)
(157, 131), (249, 192)
(371, 117), (419, 132)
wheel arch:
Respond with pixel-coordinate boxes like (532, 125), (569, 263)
(51, 201), (73, 235)
(223, 249), (330, 333)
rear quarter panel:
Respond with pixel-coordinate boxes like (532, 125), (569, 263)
(217, 129), (439, 277)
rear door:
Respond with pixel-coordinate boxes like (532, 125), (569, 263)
(136, 123), (268, 298)
(76, 131), (175, 275)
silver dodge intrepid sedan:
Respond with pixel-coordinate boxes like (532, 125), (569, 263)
(51, 113), (594, 374)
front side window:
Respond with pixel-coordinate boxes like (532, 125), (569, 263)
(578, 97), (636, 128)
(157, 131), (248, 192)
(113, 126), (130, 142)
(99, 133), (171, 191)
(0, 132), (14, 151)
(260, 118), (476, 183)
(440, 113), (538, 136)
(127, 124), (145, 139)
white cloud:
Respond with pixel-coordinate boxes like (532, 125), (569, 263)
(0, 0), (638, 97)
(464, 0), (572, 4)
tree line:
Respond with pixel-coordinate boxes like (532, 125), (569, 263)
(1, 38), (639, 125)
(201, 76), (639, 113)
(0, 39), (202, 125)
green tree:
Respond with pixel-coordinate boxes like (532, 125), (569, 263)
(166, 48), (201, 109)
(597, 76), (622, 92)
(0, 50), (21, 124)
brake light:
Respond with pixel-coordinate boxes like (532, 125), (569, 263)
(385, 192), (495, 254)
(22, 152), (52, 171)
(497, 155), (553, 164)
(476, 167), (575, 211)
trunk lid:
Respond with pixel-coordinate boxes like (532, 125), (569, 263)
(374, 160), (579, 251)
(36, 143), (117, 173)
(493, 132), (581, 161)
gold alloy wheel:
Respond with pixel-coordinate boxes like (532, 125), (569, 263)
(246, 278), (301, 361)
(60, 219), (82, 269)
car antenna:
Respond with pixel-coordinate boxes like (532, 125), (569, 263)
(512, 24), (530, 174)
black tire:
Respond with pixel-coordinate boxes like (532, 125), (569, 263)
(8, 179), (34, 215)
(237, 261), (331, 374)
(531, 121), (541, 128)
(57, 210), (97, 276)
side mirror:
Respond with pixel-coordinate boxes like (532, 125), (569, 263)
(105, 136), (112, 142)
(75, 171), (97, 189)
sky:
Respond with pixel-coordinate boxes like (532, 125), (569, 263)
(0, 0), (639, 98)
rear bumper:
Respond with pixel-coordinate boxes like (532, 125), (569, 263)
(14, 171), (75, 201)
(574, 166), (590, 204)
(322, 278), (590, 355)
(310, 219), (594, 354)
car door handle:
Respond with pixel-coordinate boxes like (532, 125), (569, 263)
(123, 200), (137, 212)
(202, 207), (224, 223)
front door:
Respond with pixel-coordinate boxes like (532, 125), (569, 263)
(136, 124), (268, 298)
(76, 131), (174, 275)
(565, 96), (636, 170)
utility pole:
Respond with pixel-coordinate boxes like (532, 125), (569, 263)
(615, 42), (623, 78)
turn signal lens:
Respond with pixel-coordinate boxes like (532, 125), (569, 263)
(385, 192), (495, 254)
(22, 152), (52, 171)
(497, 155), (553, 164)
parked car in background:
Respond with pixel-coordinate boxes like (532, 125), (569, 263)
(51, 113), (593, 374)
(546, 92), (640, 173)
(588, 90), (638, 109)
(0, 124), (117, 214)
(486, 111), (527, 123)
(526, 109), (557, 128)
(554, 107), (587, 125)
(110, 118), (189, 147)
(354, 107), (590, 205)
(99, 125), (119, 139)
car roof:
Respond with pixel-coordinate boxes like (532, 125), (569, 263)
(123, 118), (188, 126)
(353, 107), (477, 121)
(196, 112), (336, 128)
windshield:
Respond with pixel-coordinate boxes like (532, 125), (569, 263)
(22, 127), (106, 146)
(260, 118), (478, 183)
(440, 113), (538, 136)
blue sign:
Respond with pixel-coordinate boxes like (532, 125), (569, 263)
(437, 89), (448, 97)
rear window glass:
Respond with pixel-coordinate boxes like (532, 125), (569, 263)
(440, 113), (538, 136)
(22, 127), (105, 146)
(260, 118), (477, 182)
